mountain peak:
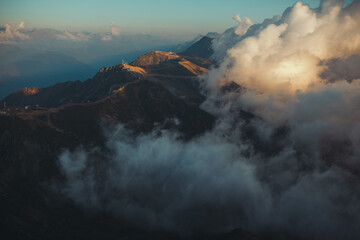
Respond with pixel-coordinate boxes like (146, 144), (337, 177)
(131, 51), (180, 66)
(182, 36), (214, 59)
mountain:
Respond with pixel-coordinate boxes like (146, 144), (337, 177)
(1, 64), (144, 107)
(132, 51), (208, 76)
(0, 34), (219, 108)
(0, 33), (218, 108)
(0, 43), (218, 239)
(175, 32), (220, 53)
(176, 35), (217, 69)
(0, 79), (215, 152)
(131, 51), (180, 66)
(1, 49), (213, 108)
(0, 79), (216, 240)
(180, 36), (215, 60)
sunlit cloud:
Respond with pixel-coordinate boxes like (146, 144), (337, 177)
(209, 1), (360, 94)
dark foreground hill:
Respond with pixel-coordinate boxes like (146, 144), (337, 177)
(0, 80), (216, 239)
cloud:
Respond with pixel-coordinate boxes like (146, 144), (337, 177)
(56, 1), (360, 239)
(54, 30), (91, 41)
(0, 21), (119, 43)
(232, 14), (254, 36)
(0, 21), (29, 43)
(98, 22), (121, 41)
(211, 15), (280, 61)
(110, 22), (121, 37)
(320, 54), (360, 82)
(0, 22), (92, 43)
(57, 95), (360, 239)
(101, 35), (112, 41)
(209, 1), (360, 93)
(58, 125), (262, 234)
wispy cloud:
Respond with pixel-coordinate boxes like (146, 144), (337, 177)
(232, 14), (253, 36)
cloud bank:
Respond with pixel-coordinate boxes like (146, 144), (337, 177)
(0, 21), (124, 43)
(57, 1), (360, 239)
(208, 0), (360, 93)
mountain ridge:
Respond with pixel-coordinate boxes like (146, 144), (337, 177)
(1, 43), (213, 108)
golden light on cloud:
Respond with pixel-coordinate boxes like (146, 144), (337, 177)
(271, 54), (321, 92)
(209, 1), (360, 95)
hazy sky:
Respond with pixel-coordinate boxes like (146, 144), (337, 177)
(0, 0), (354, 35)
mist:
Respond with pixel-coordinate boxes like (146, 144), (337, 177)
(56, 1), (360, 239)
(57, 103), (360, 239)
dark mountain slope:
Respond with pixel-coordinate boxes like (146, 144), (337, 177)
(180, 36), (214, 60)
(0, 80), (215, 240)
(177, 36), (216, 68)
(1, 64), (143, 108)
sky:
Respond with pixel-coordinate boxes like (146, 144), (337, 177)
(0, 0), (330, 36)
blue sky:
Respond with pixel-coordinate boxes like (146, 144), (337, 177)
(0, 0), (354, 35)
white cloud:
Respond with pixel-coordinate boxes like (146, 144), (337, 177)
(209, 1), (360, 93)
(232, 14), (254, 36)
(0, 21), (30, 43)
